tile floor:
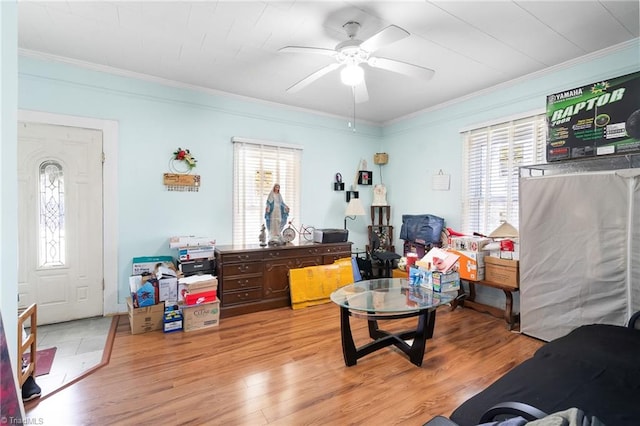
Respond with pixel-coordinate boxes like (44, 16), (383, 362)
(25, 316), (113, 396)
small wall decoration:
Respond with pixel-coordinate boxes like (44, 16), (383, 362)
(374, 153), (388, 165)
(432, 169), (451, 191)
(334, 172), (344, 191)
(165, 147), (200, 192)
(169, 147), (197, 173)
(358, 170), (373, 185)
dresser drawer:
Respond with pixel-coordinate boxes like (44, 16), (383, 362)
(219, 251), (263, 263)
(223, 288), (262, 305)
(263, 248), (314, 260)
(222, 262), (263, 277)
(323, 253), (351, 264)
(223, 276), (263, 292)
(321, 245), (350, 254)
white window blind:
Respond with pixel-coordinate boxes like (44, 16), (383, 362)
(462, 114), (546, 235)
(233, 138), (302, 245)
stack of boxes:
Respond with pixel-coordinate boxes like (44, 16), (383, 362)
(125, 235), (220, 335)
(179, 274), (220, 332)
(406, 234), (520, 288)
(409, 247), (461, 293)
(170, 235), (216, 273)
(170, 235), (220, 332)
(128, 256), (181, 334)
(448, 234), (519, 287)
(447, 236), (490, 281)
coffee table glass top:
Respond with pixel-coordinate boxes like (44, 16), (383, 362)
(330, 278), (455, 314)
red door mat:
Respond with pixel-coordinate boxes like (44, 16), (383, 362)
(22, 347), (56, 377)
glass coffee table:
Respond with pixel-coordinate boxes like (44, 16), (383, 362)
(330, 278), (454, 367)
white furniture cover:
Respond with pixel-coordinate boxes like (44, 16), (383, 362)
(519, 167), (640, 341)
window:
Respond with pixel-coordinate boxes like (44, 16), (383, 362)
(232, 137), (302, 244)
(39, 160), (66, 267)
(462, 114), (546, 235)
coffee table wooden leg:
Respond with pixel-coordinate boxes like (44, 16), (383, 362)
(340, 307), (358, 366)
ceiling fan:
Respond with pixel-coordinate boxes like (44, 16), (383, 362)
(279, 21), (435, 103)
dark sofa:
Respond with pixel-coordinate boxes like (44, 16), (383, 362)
(447, 311), (640, 426)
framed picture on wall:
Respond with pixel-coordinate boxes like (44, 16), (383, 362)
(358, 170), (372, 185)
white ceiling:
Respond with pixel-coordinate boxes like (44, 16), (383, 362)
(17, 1), (640, 124)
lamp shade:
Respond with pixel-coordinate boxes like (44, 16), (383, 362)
(345, 198), (366, 217)
(488, 221), (519, 238)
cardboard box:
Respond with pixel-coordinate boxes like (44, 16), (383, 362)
(134, 280), (158, 307)
(126, 297), (164, 334)
(182, 275), (217, 292)
(158, 276), (178, 304)
(431, 271), (460, 293)
(416, 247), (459, 272)
(163, 309), (183, 333)
(448, 236), (491, 252)
(184, 289), (217, 306)
(178, 275), (218, 304)
(448, 249), (485, 281)
(182, 299), (220, 332)
(169, 236), (216, 249)
(409, 266), (431, 288)
(484, 256), (519, 288)
(132, 256), (175, 275)
(178, 246), (215, 261)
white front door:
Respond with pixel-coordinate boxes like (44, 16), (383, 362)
(17, 122), (104, 325)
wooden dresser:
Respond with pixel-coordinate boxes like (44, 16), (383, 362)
(215, 241), (352, 318)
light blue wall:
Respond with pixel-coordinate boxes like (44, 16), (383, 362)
(14, 38), (640, 309)
(382, 39), (640, 235)
(382, 39), (639, 306)
(1, 0), (21, 404)
(19, 56), (383, 302)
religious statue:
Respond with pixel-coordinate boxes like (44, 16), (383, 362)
(265, 183), (290, 243)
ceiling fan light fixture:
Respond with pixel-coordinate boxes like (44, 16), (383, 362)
(340, 64), (364, 86)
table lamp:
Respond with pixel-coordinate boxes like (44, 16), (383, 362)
(488, 221), (519, 238)
(344, 198), (366, 229)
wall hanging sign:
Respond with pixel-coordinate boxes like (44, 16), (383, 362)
(546, 70), (640, 162)
(165, 147), (200, 192)
(432, 169), (451, 191)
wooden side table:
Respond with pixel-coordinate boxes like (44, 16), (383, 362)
(452, 279), (519, 330)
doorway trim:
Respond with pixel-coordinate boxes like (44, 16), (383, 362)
(18, 109), (120, 315)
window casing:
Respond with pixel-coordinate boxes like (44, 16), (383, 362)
(462, 114), (546, 235)
(233, 138), (302, 245)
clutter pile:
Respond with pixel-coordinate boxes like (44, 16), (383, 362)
(127, 235), (220, 335)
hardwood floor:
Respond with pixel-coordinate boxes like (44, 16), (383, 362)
(24, 303), (544, 425)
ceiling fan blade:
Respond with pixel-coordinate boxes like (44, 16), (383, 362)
(353, 80), (369, 104)
(360, 25), (409, 53)
(286, 63), (341, 93)
(278, 46), (336, 57)
(367, 57), (435, 81)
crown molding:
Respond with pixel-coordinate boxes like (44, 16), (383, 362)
(18, 48), (381, 130)
(384, 38), (640, 127)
